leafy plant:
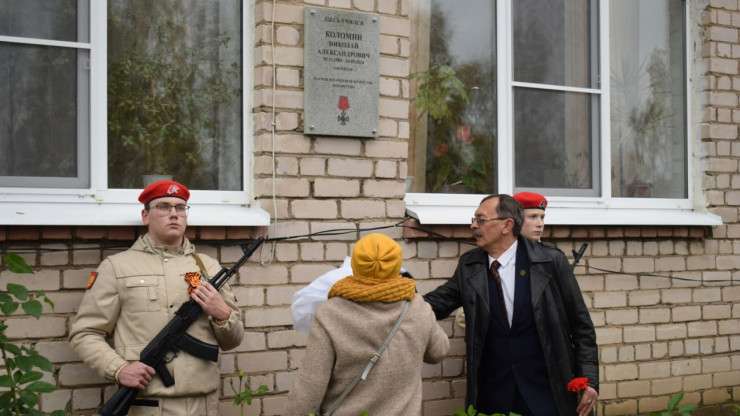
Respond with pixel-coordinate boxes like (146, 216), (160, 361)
(410, 63), (496, 194)
(409, 64), (469, 121)
(0, 253), (65, 416)
(228, 370), (267, 416)
(648, 393), (696, 416)
(426, 122), (492, 193)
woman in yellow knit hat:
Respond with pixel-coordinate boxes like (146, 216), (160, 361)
(284, 233), (450, 416)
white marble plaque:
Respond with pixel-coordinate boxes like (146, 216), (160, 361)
(304, 7), (379, 138)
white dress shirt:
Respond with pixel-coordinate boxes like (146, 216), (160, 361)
(488, 240), (518, 326)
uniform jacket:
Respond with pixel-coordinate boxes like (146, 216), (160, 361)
(423, 236), (598, 415)
(69, 234), (244, 397)
(283, 295), (450, 416)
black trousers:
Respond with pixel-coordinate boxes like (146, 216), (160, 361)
(478, 385), (535, 416)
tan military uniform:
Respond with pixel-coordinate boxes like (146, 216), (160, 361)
(70, 234), (243, 414)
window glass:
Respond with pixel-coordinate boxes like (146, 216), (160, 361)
(512, 0), (599, 196)
(0, 45), (82, 179)
(0, 1), (90, 187)
(513, 0), (596, 89)
(107, 0), (243, 190)
(610, 0), (687, 198)
(408, 0), (497, 194)
(0, 0), (86, 42)
(513, 89), (598, 193)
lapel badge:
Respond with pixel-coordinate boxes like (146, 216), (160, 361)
(184, 272), (202, 295)
(519, 269), (526, 277)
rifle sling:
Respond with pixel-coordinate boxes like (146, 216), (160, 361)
(131, 399), (158, 407)
(192, 253), (210, 279)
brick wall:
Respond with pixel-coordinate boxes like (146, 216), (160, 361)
(1, 0), (740, 415)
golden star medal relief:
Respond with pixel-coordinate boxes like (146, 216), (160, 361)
(519, 269), (526, 277)
(184, 272), (202, 295)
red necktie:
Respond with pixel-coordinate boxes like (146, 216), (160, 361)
(491, 260), (508, 326)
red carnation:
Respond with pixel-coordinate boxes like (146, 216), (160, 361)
(434, 142), (449, 157)
(567, 377), (589, 392)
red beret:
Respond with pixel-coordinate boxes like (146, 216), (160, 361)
(138, 180), (190, 204)
(513, 192), (547, 210)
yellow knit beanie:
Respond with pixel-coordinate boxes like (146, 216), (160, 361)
(328, 233), (415, 302)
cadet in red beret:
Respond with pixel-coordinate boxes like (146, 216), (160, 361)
(513, 192), (547, 242)
(70, 179), (244, 415)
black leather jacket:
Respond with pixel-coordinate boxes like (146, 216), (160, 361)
(424, 237), (598, 415)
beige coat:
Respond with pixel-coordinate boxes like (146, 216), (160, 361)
(69, 234), (243, 397)
(283, 295), (450, 416)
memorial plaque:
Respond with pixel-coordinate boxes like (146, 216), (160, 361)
(304, 7), (379, 138)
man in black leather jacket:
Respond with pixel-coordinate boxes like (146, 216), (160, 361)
(424, 194), (598, 416)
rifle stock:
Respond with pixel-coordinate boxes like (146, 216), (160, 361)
(98, 237), (265, 416)
(99, 387), (138, 416)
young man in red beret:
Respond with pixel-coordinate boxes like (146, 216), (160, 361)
(70, 180), (244, 415)
(513, 192), (548, 242)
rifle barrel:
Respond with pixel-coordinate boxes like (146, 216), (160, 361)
(211, 237), (265, 290)
(571, 243), (588, 269)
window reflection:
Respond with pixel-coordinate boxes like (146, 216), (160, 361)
(512, 0), (599, 196)
(408, 0), (497, 194)
(513, 0), (596, 89)
(107, 0), (243, 190)
(610, 0), (687, 198)
(514, 89), (596, 190)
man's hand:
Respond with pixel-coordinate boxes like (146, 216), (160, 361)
(576, 386), (598, 416)
(117, 362), (155, 390)
(191, 281), (231, 322)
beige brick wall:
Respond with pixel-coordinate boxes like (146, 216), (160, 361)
(1, 0), (740, 415)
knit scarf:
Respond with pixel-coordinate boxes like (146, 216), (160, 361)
(328, 275), (415, 303)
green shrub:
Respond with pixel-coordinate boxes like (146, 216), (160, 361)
(0, 253), (65, 416)
(648, 393), (696, 416)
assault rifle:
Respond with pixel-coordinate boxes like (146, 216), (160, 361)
(571, 243), (588, 270)
(99, 237), (265, 416)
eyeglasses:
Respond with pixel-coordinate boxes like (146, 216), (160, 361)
(471, 216), (509, 225)
(151, 204), (190, 217)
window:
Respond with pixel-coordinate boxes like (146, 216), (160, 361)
(609, 0), (687, 199)
(406, 0), (717, 226)
(512, 0), (599, 197)
(0, 1), (267, 226)
(0, 1), (90, 188)
(107, 1), (243, 190)
(408, 0), (497, 195)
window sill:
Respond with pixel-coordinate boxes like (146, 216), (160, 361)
(404, 194), (723, 226)
(0, 201), (271, 226)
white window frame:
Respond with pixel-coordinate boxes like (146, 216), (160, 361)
(0, 1), (269, 226)
(405, 0), (721, 226)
